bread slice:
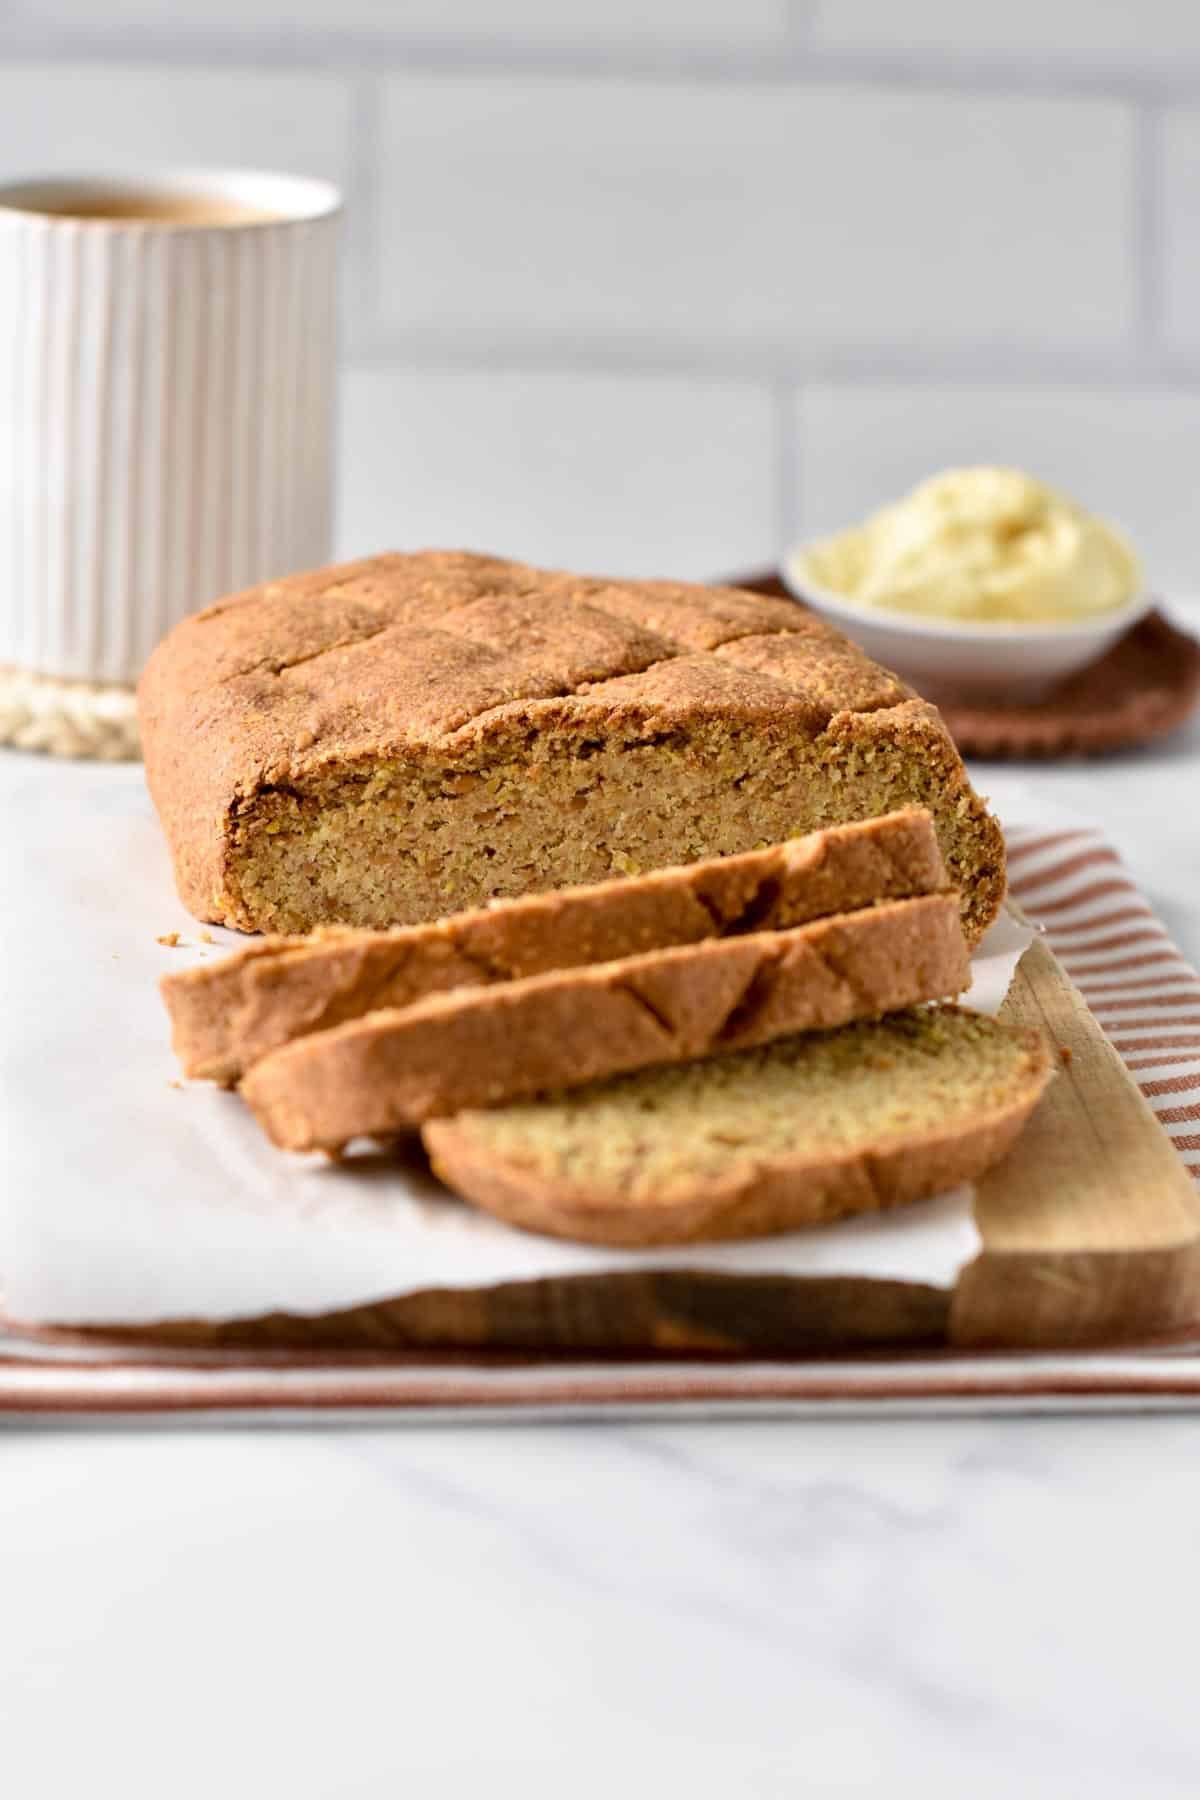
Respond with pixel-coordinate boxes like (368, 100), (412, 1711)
(165, 808), (948, 1083)
(241, 892), (970, 1152)
(137, 551), (1006, 942)
(424, 1008), (1053, 1247)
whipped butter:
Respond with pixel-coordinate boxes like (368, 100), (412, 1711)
(796, 467), (1141, 625)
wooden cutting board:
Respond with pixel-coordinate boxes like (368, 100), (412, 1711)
(66, 931), (1200, 1359)
(950, 933), (1200, 1348)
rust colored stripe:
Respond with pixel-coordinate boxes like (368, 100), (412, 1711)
(1110, 1028), (1200, 1043)
(1049, 927), (1168, 956)
(1137, 1074), (1200, 1095)
(1004, 830), (1091, 865)
(1041, 910), (1160, 945)
(1101, 1029), (1200, 1044)
(1156, 1104), (1200, 1124)
(1030, 879), (1143, 918)
(5, 1368), (1200, 1415)
(1078, 973), (1200, 998)
(1061, 949), (1188, 978)
(1125, 1054), (1200, 1072)
(1089, 994), (1200, 1015)
(1169, 1133), (1200, 1152)
(1095, 1005), (1200, 1023)
(1009, 845), (1122, 898)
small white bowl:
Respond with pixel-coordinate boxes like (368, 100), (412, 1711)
(782, 553), (1153, 705)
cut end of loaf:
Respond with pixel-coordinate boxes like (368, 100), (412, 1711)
(223, 706), (1004, 944)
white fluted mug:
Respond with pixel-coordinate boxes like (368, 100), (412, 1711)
(0, 169), (340, 758)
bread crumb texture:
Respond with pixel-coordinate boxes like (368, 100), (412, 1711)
(161, 809), (949, 1085)
(138, 551), (1006, 941)
(431, 1010), (1045, 1204)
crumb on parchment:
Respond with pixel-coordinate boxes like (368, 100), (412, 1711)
(199, 930), (214, 944)
(156, 932), (181, 947)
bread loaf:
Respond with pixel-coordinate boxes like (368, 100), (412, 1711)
(138, 551), (1006, 941)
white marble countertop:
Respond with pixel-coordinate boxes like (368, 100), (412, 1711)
(4, 671), (1200, 1800)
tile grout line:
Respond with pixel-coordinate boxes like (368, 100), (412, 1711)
(3, 30), (1200, 104)
(337, 332), (1200, 391)
(771, 378), (800, 563)
(784, 0), (819, 50)
(6, 25), (1197, 414)
(343, 68), (381, 361)
(334, 66), (384, 550)
(1134, 99), (1168, 354)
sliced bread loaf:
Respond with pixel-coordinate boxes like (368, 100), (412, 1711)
(138, 551), (1006, 941)
(165, 808), (947, 1083)
(423, 1008), (1053, 1246)
(240, 892), (970, 1152)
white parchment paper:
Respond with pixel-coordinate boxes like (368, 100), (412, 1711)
(0, 755), (1030, 1326)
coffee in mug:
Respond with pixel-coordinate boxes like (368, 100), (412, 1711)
(2, 185), (284, 226)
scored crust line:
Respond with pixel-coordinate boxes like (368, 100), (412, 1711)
(201, 562), (916, 747)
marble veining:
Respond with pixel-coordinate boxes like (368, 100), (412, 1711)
(6, 1417), (1200, 1797)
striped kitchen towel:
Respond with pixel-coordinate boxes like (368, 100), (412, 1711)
(1005, 826), (1200, 1182)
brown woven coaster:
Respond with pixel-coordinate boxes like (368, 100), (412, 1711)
(732, 572), (1200, 761)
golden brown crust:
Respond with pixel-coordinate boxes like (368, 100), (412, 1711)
(138, 551), (1006, 940)
(423, 1018), (1054, 1247)
(240, 894), (970, 1152)
(164, 809), (948, 1083)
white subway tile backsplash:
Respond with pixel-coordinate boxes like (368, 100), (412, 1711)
(812, 1), (1200, 61)
(337, 362), (775, 578)
(792, 383), (1200, 597)
(0, 63), (359, 337)
(376, 74), (1135, 351)
(8, 0), (787, 49)
(0, 64), (351, 186)
(1163, 109), (1200, 353)
(364, 0), (789, 44)
(0, 9), (1191, 607)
